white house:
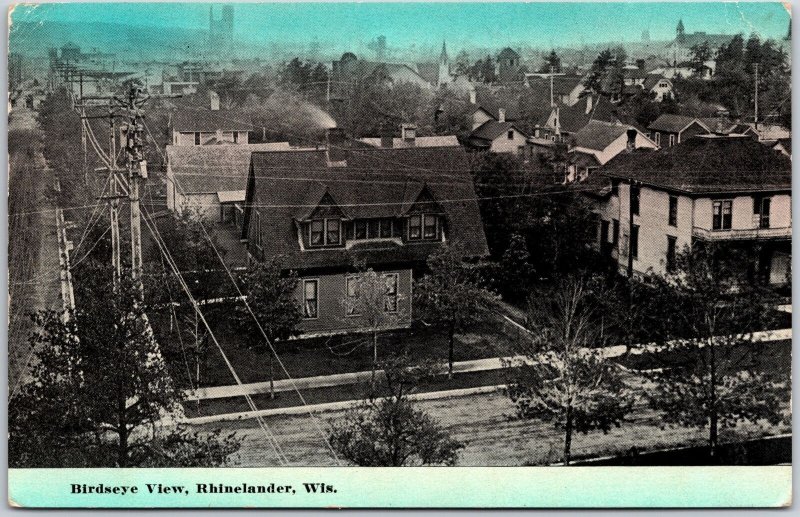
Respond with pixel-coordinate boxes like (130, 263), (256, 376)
(591, 136), (791, 284)
(568, 120), (659, 181)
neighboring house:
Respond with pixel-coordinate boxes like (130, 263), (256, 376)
(467, 109), (529, 154)
(525, 74), (585, 106)
(594, 137), (791, 284)
(166, 142), (294, 222)
(742, 124), (791, 143)
(568, 120), (659, 182)
(358, 124), (460, 149)
(537, 94), (620, 141)
(331, 52), (433, 90)
(171, 93), (251, 146)
(771, 138), (791, 158)
(647, 114), (710, 147)
(240, 132), (489, 336)
(497, 47), (527, 84)
(650, 64), (714, 81)
(642, 74), (673, 101)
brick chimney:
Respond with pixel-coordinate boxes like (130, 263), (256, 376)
(326, 127), (348, 165)
(469, 88), (477, 105)
(209, 91), (220, 111)
(401, 124), (417, 146)
(498, 108), (506, 122)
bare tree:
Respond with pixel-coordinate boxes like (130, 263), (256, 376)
(506, 275), (634, 465)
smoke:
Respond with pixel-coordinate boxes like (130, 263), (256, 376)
(247, 91), (337, 144)
(302, 102), (337, 129)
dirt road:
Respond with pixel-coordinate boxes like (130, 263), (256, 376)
(8, 108), (62, 393)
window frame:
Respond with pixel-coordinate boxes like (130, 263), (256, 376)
(384, 273), (399, 313)
(194, 132), (201, 146)
(754, 196), (771, 229)
(668, 134), (676, 147)
(309, 219), (325, 247)
(666, 235), (677, 273)
(630, 224), (639, 260)
(631, 184), (640, 216)
(654, 132), (661, 146)
(712, 199), (733, 230)
(233, 131), (239, 144)
(612, 219), (620, 246)
(668, 195), (678, 227)
(325, 218), (341, 245)
(345, 275), (361, 316)
(302, 279), (319, 320)
(408, 214), (422, 240)
(507, 130), (515, 140)
(422, 214), (438, 240)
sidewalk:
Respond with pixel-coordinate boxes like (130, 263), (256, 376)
(185, 327), (791, 402)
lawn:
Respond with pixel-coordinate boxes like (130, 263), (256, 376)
(150, 308), (529, 390)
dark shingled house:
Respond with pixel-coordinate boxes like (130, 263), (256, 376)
(241, 131), (489, 336)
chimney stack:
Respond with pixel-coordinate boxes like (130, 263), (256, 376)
(401, 124), (417, 146)
(469, 88), (477, 105)
(380, 121), (394, 148)
(210, 91), (220, 111)
(626, 128), (637, 152)
(585, 95), (593, 115)
(498, 108), (506, 123)
(326, 127), (348, 165)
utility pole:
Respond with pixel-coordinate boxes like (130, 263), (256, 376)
(109, 104), (122, 284)
(550, 65), (554, 107)
(754, 63), (759, 129)
(627, 179), (636, 279)
(122, 85), (147, 289)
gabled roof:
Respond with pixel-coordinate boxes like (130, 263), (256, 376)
(244, 146), (489, 269)
(602, 137), (791, 195)
(643, 73), (670, 91)
(469, 120), (526, 142)
(648, 114), (709, 134)
(167, 142), (294, 194)
(557, 95), (619, 134)
(573, 120), (631, 152)
(526, 75), (584, 97)
(498, 47), (521, 59)
(415, 62), (440, 86)
(172, 109), (253, 132)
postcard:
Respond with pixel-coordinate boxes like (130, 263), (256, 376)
(6, 1), (792, 508)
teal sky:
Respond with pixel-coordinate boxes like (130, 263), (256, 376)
(11, 2), (791, 49)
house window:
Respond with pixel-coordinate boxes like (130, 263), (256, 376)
(409, 215), (422, 240)
(380, 218), (393, 238)
(194, 132), (200, 146)
(712, 200), (733, 230)
(754, 196), (771, 229)
(507, 130), (514, 140)
(368, 219), (380, 238)
(666, 236), (677, 273)
(669, 134), (676, 147)
(668, 195), (678, 227)
(355, 220), (367, 239)
(384, 273), (399, 313)
(612, 219), (620, 246)
(654, 132), (661, 146)
(423, 215), (438, 239)
(310, 220), (325, 246)
(631, 184), (640, 216)
(233, 132), (239, 144)
(303, 280), (318, 319)
(345, 276), (361, 316)
(326, 219), (341, 245)
(630, 225), (639, 259)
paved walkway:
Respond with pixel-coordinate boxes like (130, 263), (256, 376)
(186, 327), (791, 403)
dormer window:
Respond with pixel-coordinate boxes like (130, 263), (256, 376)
(409, 214), (439, 241)
(309, 218), (341, 247)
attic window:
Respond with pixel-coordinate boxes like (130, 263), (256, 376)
(309, 218), (341, 246)
(409, 214), (439, 241)
(507, 130), (514, 140)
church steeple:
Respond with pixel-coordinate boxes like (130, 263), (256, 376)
(437, 41), (451, 88)
(439, 41), (448, 63)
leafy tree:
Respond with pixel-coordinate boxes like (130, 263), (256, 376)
(494, 233), (536, 303)
(538, 50), (562, 73)
(454, 50), (471, 76)
(328, 355), (463, 466)
(644, 244), (789, 458)
(689, 41), (713, 73)
(506, 276), (634, 465)
(8, 269), (240, 467)
(414, 246), (493, 378)
(235, 258), (302, 398)
(583, 48), (614, 95)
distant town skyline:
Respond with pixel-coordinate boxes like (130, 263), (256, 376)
(11, 2), (791, 56)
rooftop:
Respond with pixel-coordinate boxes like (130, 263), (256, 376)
(602, 137), (791, 195)
(648, 114), (709, 134)
(172, 108), (253, 132)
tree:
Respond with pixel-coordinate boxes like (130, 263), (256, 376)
(583, 48), (614, 95)
(235, 258), (302, 398)
(414, 246), (493, 378)
(689, 41), (713, 73)
(538, 50), (562, 73)
(342, 266), (405, 392)
(505, 276), (634, 465)
(494, 233), (536, 303)
(454, 50), (471, 76)
(644, 244), (789, 458)
(8, 269), (241, 467)
(328, 355), (463, 466)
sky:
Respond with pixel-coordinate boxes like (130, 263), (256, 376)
(10, 2), (792, 51)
